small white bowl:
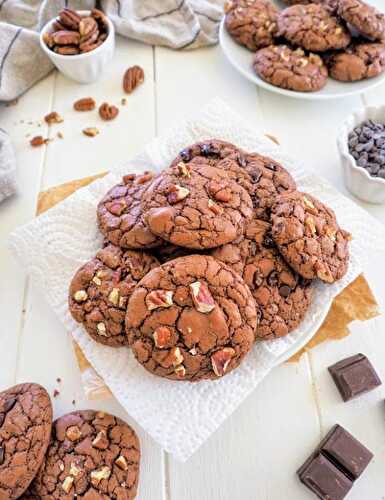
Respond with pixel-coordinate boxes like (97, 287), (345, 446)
(40, 10), (115, 84)
(337, 105), (385, 204)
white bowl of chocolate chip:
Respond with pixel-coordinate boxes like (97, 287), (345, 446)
(40, 8), (115, 84)
(338, 105), (385, 204)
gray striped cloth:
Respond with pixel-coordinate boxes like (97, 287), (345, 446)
(0, 0), (225, 102)
(0, 0), (224, 203)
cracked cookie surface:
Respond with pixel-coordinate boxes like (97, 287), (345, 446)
(212, 220), (313, 340)
(169, 140), (296, 221)
(69, 244), (159, 347)
(125, 254), (258, 381)
(225, 0), (278, 51)
(24, 410), (140, 499)
(281, 0), (338, 12)
(0, 383), (53, 499)
(271, 192), (350, 283)
(97, 172), (162, 249)
(277, 4), (351, 52)
(141, 161), (253, 250)
(254, 45), (328, 92)
(325, 42), (385, 81)
(338, 0), (385, 41)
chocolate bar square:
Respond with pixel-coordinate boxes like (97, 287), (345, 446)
(328, 353), (381, 402)
(319, 425), (373, 480)
(298, 453), (353, 500)
(298, 424), (373, 500)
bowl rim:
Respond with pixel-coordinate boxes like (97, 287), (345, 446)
(337, 105), (385, 187)
(39, 9), (114, 62)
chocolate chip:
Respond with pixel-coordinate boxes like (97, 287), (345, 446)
(250, 241), (257, 256)
(200, 144), (214, 156)
(237, 155), (247, 168)
(0, 446), (4, 465)
(3, 397), (16, 413)
(180, 148), (191, 162)
(279, 285), (291, 298)
(0, 413), (4, 427)
(267, 271), (278, 286)
(263, 232), (274, 248)
(249, 168), (262, 183)
(264, 162), (277, 172)
(253, 271), (264, 287)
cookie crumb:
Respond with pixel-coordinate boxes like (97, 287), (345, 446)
(53, 389), (60, 398)
(82, 127), (99, 137)
(56, 378), (61, 383)
(30, 136), (48, 147)
(121, 98), (127, 105)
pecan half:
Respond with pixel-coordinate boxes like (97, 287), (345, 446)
(54, 46), (80, 55)
(44, 111), (63, 124)
(59, 8), (81, 30)
(30, 136), (48, 147)
(74, 97), (96, 111)
(52, 30), (80, 46)
(123, 65), (145, 94)
(99, 102), (119, 121)
(79, 17), (98, 40)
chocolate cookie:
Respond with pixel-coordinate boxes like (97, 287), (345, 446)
(25, 410), (140, 499)
(325, 42), (385, 81)
(212, 220), (313, 340)
(271, 192), (351, 283)
(0, 383), (52, 499)
(338, 0), (385, 42)
(97, 172), (162, 249)
(69, 244), (159, 347)
(254, 45), (328, 92)
(282, 0), (338, 12)
(170, 140), (296, 220)
(125, 254), (258, 381)
(224, 0), (278, 51)
(242, 153), (297, 220)
(277, 4), (351, 52)
(141, 162), (253, 250)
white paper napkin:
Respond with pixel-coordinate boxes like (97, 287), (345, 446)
(8, 100), (385, 462)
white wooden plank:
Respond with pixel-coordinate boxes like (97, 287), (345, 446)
(155, 45), (264, 134)
(167, 358), (319, 500)
(155, 45), (321, 500)
(0, 73), (55, 389)
(14, 38), (165, 500)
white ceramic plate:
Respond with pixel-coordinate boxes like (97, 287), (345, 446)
(219, 1), (385, 101)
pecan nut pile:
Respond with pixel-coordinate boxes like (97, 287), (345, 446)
(43, 8), (109, 56)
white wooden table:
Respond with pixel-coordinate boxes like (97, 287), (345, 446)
(1, 37), (385, 500)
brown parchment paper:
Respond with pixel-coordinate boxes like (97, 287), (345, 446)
(36, 173), (380, 399)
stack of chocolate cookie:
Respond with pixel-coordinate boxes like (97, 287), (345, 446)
(0, 383), (140, 499)
(225, 0), (385, 92)
(69, 140), (351, 382)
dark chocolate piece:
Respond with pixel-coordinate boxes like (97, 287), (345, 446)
(298, 453), (353, 500)
(328, 353), (381, 402)
(319, 425), (373, 480)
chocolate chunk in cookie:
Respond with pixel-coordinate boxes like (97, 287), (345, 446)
(25, 410), (140, 499)
(126, 254), (258, 381)
(277, 4), (351, 52)
(0, 383), (52, 499)
(254, 45), (328, 92)
(141, 162), (253, 250)
(69, 244), (159, 347)
(325, 42), (385, 81)
(97, 172), (163, 249)
(224, 0), (278, 51)
(212, 220), (313, 340)
(338, 0), (385, 42)
(271, 192), (351, 283)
